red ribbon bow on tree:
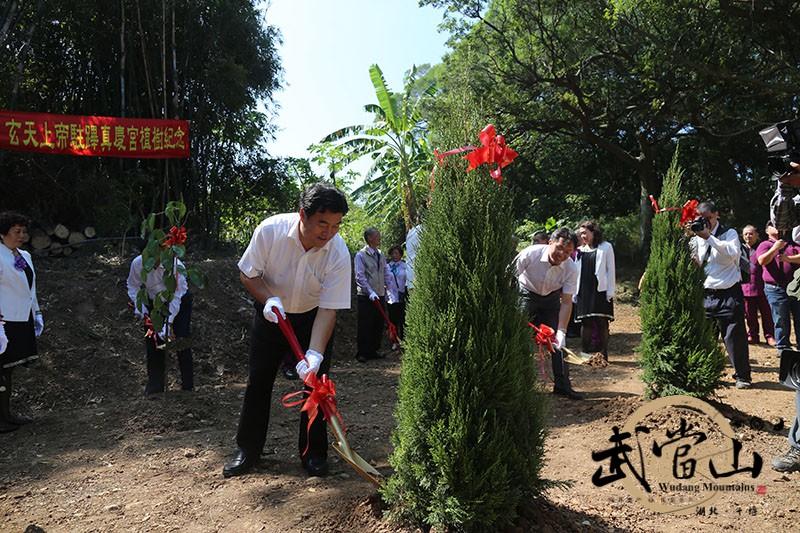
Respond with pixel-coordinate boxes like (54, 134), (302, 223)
(649, 196), (699, 227)
(434, 124), (518, 184)
(162, 226), (187, 248)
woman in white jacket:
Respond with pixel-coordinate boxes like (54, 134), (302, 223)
(575, 220), (615, 360)
(0, 211), (42, 433)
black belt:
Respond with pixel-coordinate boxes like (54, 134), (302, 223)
(705, 283), (740, 293)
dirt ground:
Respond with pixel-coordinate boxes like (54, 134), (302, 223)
(1, 250), (799, 532)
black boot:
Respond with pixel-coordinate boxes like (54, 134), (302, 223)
(1, 369), (32, 426)
(0, 383), (20, 430)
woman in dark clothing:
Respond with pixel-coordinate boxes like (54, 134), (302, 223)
(575, 221), (616, 360)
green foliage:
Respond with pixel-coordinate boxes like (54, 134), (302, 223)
(137, 202), (207, 333)
(598, 212), (641, 265)
(314, 64), (437, 230)
(0, 1), (286, 244)
(639, 153), (724, 398)
(382, 105), (550, 531)
(426, 0), (800, 245)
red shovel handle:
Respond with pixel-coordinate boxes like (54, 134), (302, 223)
(274, 306), (307, 363)
(371, 298), (399, 344)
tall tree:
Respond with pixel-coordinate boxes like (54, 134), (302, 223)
(315, 64), (436, 229)
(383, 99), (550, 530)
(639, 151), (724, 398)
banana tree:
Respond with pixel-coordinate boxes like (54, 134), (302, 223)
(316, 64), (436, 229)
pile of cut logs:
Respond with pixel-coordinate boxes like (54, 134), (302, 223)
(28, 224), (96, 255)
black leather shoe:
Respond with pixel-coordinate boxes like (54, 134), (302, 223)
(282, 367), (299, 380)
(553, 386), (585, 400)
(356, 354), (369, 363)
(8, 415), (32, 425)
(223, 449), (255, 478)
(301, 456), (329, 477)
(0, 419), (18, 433)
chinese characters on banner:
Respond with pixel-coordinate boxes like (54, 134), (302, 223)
(0, 110), (189, 158)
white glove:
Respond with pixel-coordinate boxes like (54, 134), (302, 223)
(296, 349), (323, 381)
(263, 297), (286, 323)
(158, 322), (171, 340)
(368, 291), (379, 302)
(554, 329), (566, 351)
(34, 314), (44, 338)
(0, 323), (7, 354)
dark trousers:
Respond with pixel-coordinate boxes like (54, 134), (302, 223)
(388, 298), (406, 341)
(744, 293), (775, 342)
(236, 306), (333, 460)
(520, 288), (571, 388)
(357, 294), (385, 358)
(703, 284), (751, 382)
(144, 291), (193, 394)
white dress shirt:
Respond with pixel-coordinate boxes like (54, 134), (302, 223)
(238, 213), (351, 313)
(405, 224), (422, 288)
(126, 255), (188, 322)
(693, 222), (741, 290)
(514, 244), (578, 296)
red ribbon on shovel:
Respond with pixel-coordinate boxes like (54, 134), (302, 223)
(275, 308), (346, 455)
(127, 301), (157, 340)
(371, 298), (399, 345)
(528, 322), (556, 383)
(274, 307), (383, 486)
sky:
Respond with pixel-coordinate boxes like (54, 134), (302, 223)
(262, 0), (450, 167)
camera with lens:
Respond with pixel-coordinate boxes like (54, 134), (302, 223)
(690, 216), (709, 233)
(779, 349), (800, 390)
(759, 119), (800, 179)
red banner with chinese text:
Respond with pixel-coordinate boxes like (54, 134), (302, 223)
(0, 110), (190, 158)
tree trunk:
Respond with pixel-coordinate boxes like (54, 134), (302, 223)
(29, 230), (51, 251)
(53, 224), (69, 240)
(68, 231), (84, 245)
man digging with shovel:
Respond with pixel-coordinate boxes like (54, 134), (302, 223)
(223, 183), (351, 478)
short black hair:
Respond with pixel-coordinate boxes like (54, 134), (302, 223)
(0, 211), (31, 235)
(531, 230), (548, 243)
(550, 227), (579, 248)
(299, 183), (349, 218)
(388, 244), (403, 257)
(697, 201), (718, 216)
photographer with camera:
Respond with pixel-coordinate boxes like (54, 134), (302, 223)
(691, 201), (752, 390)
(762, 120), (800, 231)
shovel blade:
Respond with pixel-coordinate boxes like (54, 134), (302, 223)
(327, 412), (383, 487)
(331, 442), (383, 487)
(562, 347), (592, 365)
